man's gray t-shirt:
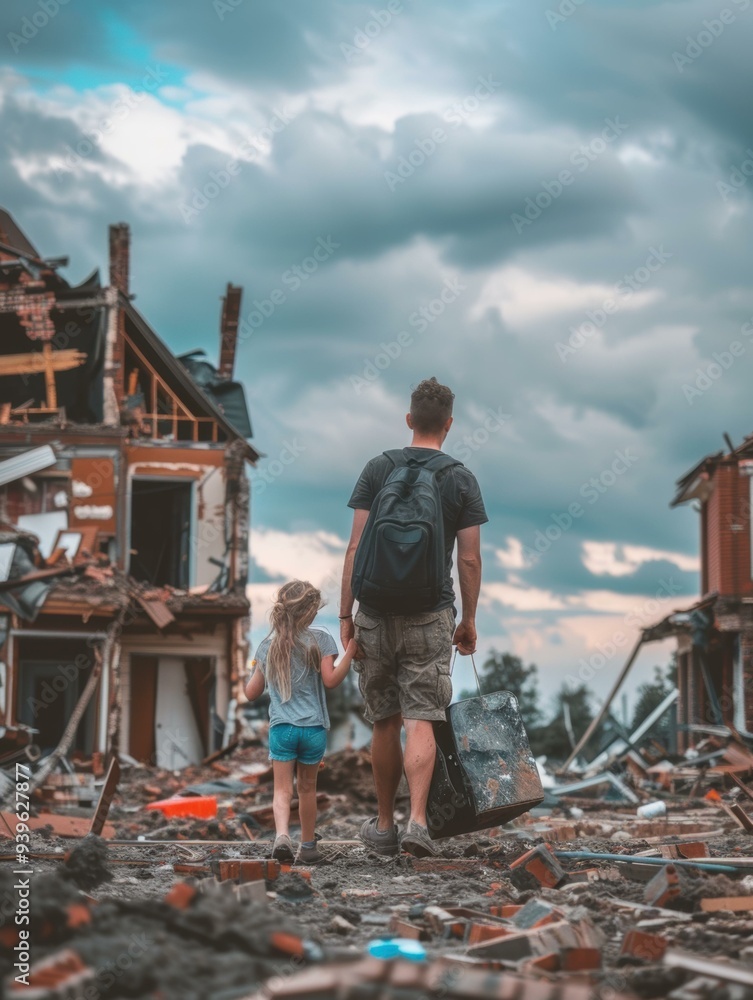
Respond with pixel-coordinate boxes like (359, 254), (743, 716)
(348, 447), (488, 614)
(254, 627), (338, 730)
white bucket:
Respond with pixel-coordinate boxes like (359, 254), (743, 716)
(637, 800), (667, 819)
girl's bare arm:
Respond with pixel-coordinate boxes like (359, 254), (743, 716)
(321, 638), (358, 689)
(245, 666), (266, 701)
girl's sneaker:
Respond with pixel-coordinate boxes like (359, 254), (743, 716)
(297, 842), (324, 864)
(272, 834), (295, 862)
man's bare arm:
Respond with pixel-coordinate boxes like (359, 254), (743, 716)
(339, 509), (369, 647)
(454, 524), (482, 654)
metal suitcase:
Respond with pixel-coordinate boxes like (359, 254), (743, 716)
(426, 688), (545, 840)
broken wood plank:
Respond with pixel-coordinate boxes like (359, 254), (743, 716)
(729, 772), (753, 805)
(136, 594), (176, 630)
(722, 801), (753, 833)
(609, 899), (692, 921)
(0, 812), (115, 839)
(700, 897), (753, 913)
(89, 757), (120, 837)
(202, 740), (240, 766)
(0, 348), (86, 377)
(664, 949), (753, 986)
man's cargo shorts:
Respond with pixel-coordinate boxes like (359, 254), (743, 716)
(353, 607), (455, 723)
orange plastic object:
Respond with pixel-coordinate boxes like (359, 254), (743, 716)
(146, 796), (217, 819)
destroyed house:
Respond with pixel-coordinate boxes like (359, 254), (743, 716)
(0, 209), (259, 769)
(644, 438), (753, 746)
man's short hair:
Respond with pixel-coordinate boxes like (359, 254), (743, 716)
(410, 377), (455, 434)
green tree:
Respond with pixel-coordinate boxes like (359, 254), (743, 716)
(460, 649), (542, 729)
(531, 684), (594, 761)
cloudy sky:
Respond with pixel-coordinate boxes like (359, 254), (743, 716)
(3, 0), (752, 715)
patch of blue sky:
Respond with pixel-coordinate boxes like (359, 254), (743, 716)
(19, 12), (193, 106)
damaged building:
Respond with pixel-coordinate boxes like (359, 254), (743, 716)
(0, 208), (259, 769)
(561, 438), (753, 775)
(641, 439), (753, 746)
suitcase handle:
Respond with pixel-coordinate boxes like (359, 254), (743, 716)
(450, 648), (482, 696)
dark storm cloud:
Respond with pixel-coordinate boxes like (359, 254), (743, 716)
(3, 0), (753, 654)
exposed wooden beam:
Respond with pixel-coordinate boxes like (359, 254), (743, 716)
(0, 348), (86, 376)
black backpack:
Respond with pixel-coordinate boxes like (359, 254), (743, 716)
(351, 449), (461, 614)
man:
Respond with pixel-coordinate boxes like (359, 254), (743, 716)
(340, 377), (487, 857)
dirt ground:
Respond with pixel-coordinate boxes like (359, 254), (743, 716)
(3, 745), (753, 999)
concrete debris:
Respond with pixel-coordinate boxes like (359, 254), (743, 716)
(4, 739), (753, 999)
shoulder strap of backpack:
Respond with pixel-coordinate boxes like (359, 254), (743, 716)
(383, 449), (409, 468)
(383, 450), (463, 474)
(423, 453), (463, 475)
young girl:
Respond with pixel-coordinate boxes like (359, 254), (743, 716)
(245, 580), (356, 864)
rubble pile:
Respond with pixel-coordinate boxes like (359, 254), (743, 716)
(3, 816), (753, 999)
(3, 762), (753, 999)
(3, 733), (753, 998)
(108, 742), (346, 842)
(0, 852), (318, 1000)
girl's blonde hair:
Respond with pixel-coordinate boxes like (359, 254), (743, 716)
(266, 580), (323, 702)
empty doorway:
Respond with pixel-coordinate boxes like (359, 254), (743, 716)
(130, 479), (192, 589)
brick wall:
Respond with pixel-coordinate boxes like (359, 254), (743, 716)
(0, 273), (56, 342)
(108, 223), (130, 297)
(705, 462), (752, 597)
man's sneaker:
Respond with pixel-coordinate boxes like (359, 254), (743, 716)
(272, 834), (294, 862)
(400, 821), (438, 858)
(359, 817), (399, 857)
(297, 842), (324, 864)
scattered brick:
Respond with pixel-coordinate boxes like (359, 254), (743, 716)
(510, 844), (566, 888)
(619, 928), (668, 962)
(422, 905), (456, 934)
(8, 948), (94, 996)
(644, 865), (682, 908)
(210, 859), (280, 882)
(467, 922), (513, 946)
(164, 881), (198, 910)
(65, 904), (92, 930)
(512, 899), (563, 930)
(388, 916), (427, 940)
(173, 862), (210, 876)
(522, 952), (560, 974)
(269, 931), (306, 958)
(561, 947), (602, 972)
(491, 903), (523, 918)
(660, 842), (709, 860)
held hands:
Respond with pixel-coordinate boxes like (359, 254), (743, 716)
(346, 637), (361, 660)
(453, 619), (477, 655)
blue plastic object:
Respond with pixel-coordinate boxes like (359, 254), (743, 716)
(367, 938), (427, 962)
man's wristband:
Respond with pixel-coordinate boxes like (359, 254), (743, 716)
(339, 614), (352, 620)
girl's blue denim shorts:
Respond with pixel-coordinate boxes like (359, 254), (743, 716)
(268, 723), (327, 765)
